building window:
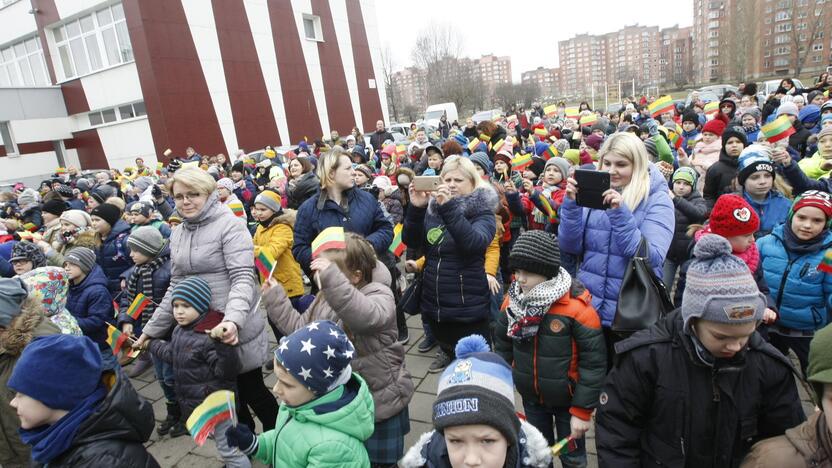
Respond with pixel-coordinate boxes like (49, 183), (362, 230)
(302, 14), (323, 41)
(52, 2), (133, 81)
(87, 101), (146, 127)
(813, 43), (824, 50)
(0, 36), (49, 87)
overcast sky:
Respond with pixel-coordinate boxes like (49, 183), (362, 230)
(375, 0), (694, 83)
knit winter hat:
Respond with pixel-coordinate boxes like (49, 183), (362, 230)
(563, 149), (581, 165)
(8, 334), (102, 411)
(0, 277), (28, 328)
(16, 188), (39, 207)
(275, 320), (355, 396)
(701, 118), (726, 137)
(90, 203), (121, 227)
(818, 125), (832, 140)
(10, 241), (46, 268)
(722, 125), (748, 147)
(353, 164), (373, 180)
(807, 323), (832, 403)
(682, 111), (699, 124)
(128, 201), (153, 218)
(709, 194), (760, 237)
(469, 152), (492, 175)
(681, 234), (766, 331)
(434, 335), (520, 452)
(672, 167), (698, 187)
(89, 189), (108, 205)
(75, 178), (91, 192)
(171, 276), (212, 315)
(254, 190), (282, 214)
(509, 230), (561, 279)
(216, 178), (234, 193)
(737, 144), (775, 186)
(789, 190), (832, 227)
(585, 133), (604, 151)
(59, 209), (92, 229)
(543, 157), (571, 181)
(127, 226), (166, 258)
(776, 101), (799, 118)
(55, 185), (75, 199)
(64, 247), (97, 275)
(167, 159), (183, 172)
(42, 199), (68, 217)
(132, 176), (154, 193)
(743, 107), (762, 123)
(643, 138), (658, 160)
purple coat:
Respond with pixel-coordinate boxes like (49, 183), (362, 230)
(558, 164), (674, 326)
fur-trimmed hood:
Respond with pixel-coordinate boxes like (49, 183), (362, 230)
(266, 208), (297, 228)
(400, 420), (552, 468)
(53, 228), (100, 252)
(0, 302), (60, 357)
(426, 184), (500, 217)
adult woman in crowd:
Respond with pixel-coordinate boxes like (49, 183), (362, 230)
(133, 167), (276, 431)
(403, 156), (498, 373)
(285, 156), (319, 210)
(558, 132), (674, 360)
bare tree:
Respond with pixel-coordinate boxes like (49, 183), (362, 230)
(727, 0), (756, 82)
(785, 1), (831, 77)
(379, 45), (400, 123)
(411, 23), (466, 107)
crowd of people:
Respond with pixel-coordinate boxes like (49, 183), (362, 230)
(0, 72), (831, 467)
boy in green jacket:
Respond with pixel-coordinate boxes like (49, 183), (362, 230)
(225, 320), (374, 467)
(797, 126), (832, 180)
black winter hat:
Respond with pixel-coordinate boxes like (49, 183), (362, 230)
(509, 230), (561, 278)
(90, 203), (121, 227)
(722, 125), (748, 147)
(682, 111), (699, 125)
(55, 185), (74, 199)
(42, 199), (68, 217)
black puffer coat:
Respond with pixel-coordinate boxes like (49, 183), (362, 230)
(668, 191), (709, 264)
(286, 172), (320, 210)
(596, 310), (805, 468)
(148, 310), (240, 416)
(788, 120), (812, 159)
(703, 150), (740, 209)
(36, 371), (159, 467)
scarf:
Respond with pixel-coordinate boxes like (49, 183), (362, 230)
(696, 226), (760, 272)
(505, 268), (571, 340)
(126, 254), (168, 325)
(742, 123), (760, 135)
(20, 385), (106, 464)
(60, 226), (87, 244)
(783, 226), (830, 256)
(532, 184), (561, 225)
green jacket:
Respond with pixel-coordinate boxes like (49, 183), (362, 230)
(797, 151), (832, 180)
(254, 374), (375, 467)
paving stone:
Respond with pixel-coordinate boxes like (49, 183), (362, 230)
(137, 380), (164, 402)
(408, 391), (435, 424)
(172, 453), (223, 468)
(404, 354), (436, 380)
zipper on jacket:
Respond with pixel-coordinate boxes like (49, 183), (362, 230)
(775, 259), (797, 310)
(459, 274), (465, 304)
(711, 369), (720, 403)
(435, 252), (442, 322)
(532, 334), (542, 403)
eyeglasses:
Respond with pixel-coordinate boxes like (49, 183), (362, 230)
(173, 192), (203, 203)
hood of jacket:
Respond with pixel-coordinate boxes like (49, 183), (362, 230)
(785, 411), (832, 462)
(717, 148), (741, 167)
(0, 303), (61, 357)
(102, 219), (131, 243)
(283, 374), (374, 442)
(426, 184), (499, 217)
(647, 162), (671, 196)
(73, 264), (109, 291)
(267, 209), (297, 229)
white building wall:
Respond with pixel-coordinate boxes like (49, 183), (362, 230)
(96, 118), (156, 170)
(0, 1), (38, 47)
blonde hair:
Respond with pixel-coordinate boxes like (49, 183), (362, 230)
(166, 166), (217, 196)
(440, 156), (489, 191)
(104, 196), (126, 211)
(317, 146), (350, 189)
(596, 132), (651, 210)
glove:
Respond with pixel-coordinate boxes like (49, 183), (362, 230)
(645, 119), (659, 137)
(225, 424), (258, 456)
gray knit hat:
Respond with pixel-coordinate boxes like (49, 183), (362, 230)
(544, 157), (571, 181)
(554, 139), (570, 157)
(64, 247), (97, 275)
(126, 226), (166, 258)
(468, 152), (492, 176)
(132, 177), (154, 193)
(509, 230), (561, 279)
(0, 278), (28, 328)
(681, 234), (766, 331)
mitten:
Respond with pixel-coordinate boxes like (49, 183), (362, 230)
(225, 424), (258, 455)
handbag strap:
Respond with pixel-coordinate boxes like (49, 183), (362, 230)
(636, 236), (649, 259)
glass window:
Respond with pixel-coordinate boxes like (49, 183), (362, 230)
(119, 104), (134, 119)
(29, 55), (45, 85)
(52, 3), (133, 80)
(101, 108), (116, 123)
(58, 45), (74, 78)
(114, 21), (133, 61)
(133, 101), (146, 116)
(97, 8), (112, 26)
(79, 15), (94, 33)
(101, 28), (120, 66)
(89, 112), (103, 126)
(69, 38), (89, 76)
(85, 35), (102, 70)
(0, 36), (49, 87)
(65, 20), (80, 38)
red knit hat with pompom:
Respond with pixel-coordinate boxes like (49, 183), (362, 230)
(709, 194), (760, 237)
(701, 118), (726, 137)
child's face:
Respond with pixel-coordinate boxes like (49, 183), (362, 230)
(494, 160), (508, 175)
(701, 131), (718, 145)
(744, 171), (773, 198)
(353, 171), (369, 186)
(444, 424), (508, 468)
(724, 137), (744, 157)
(542, 166), (563, 186)
(682, 121), (696, 132)
(823, 120), (832, 129)
(741, 114), (757, 128)
(130, 249), (151, 265)
(726, 233), (755, 254)
(273, 361), (315, 407)
(428, 154), (443, 170)
(172, 299), (200, 326)
(217, 187), (231, 200)
(673, 180), (693, 197)
(514, 268), (549, 294)
(791, 206), (827, 241)
(11, 259), (33, 276)
(90, 216), (110, 235)
(10, 393), (63, 430)
(64, 263), (85, 283)
(231, 171), (243, 182)
(522, 170), (536, 181)
(251, 203), (276, 222)
(819, 135), (832, 159)
(692, 318), (757, 359)
(132, 213), (149, 225)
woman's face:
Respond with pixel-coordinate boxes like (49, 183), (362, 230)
(290, 160), (304, 178)
(791, 206), (827, 241)
(781, 79), (793, 90)
(720, 103), (734, 115)
(442, 169), (474, 198)
(725, 136), (744, 157)
(330, 155), (355, 191)
(172, 182), (208, 219)
(744, 171), (773, 198)
(740, 96), (752, 108)
(601, 152), (634, 189)
(811, 94), (826, 106)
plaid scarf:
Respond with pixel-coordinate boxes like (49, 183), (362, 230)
(126, 254), (167, 325)
(506, 268), (571, 340)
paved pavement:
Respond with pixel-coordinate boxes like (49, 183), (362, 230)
(131, 313), (815, 467)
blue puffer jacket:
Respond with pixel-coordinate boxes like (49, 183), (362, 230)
(559, 164), (674, 327)
(743, 191), (791, 238)
(67, 198), (86, 211)
(402, 186), (498, 324)
(293, 188), (393, 271)
(758, 225), (832, 331)
(66, 264), (116, 350)
(96, 219), (133, 297)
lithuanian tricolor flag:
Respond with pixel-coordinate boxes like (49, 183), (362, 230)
(648, 95), (674, 117)
(511, 153), (533, 171)
(543, 104), (557, 117)
(389, 223), (406, 257)
(395, 144), (407, 158)
(704, 101), (719, 117)
(255, 250), (275, 282)
(312, 226), (346, 258)
(106, 324), (129, 355)
(762, 115), (796, 143)
(543, 145), (558, 161)
(819, 249), (832, 274)
(126, 293), (151, 320)
(467, 138), (481, 153)
(186, 390), (235, 446)
(492, 139), (506, 154)
(538, 193), (558, 223)
(227, 201), (245, 218)
(580, 114), (597, 127)
(564, 107), (579, 120)
(22, 223), (38, 233)
(534, 127), (548, 138)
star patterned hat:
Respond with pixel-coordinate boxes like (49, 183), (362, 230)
(274, 320), (355, 396)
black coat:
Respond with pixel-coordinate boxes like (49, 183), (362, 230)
(596, 310), (805, 468)
(703, 150), (740, 209)
(286, 172), (320, 210)
(369, 130), (394, 152)
(668, 192), (708, 264)
(788, 120), (812, 160)
(37, 371), (159, 467)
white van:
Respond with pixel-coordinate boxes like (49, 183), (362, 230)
(423, 103), (458, 128)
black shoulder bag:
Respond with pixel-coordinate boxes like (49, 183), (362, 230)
(612, 237), (674, 337)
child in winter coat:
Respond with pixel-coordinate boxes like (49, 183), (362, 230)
(741, 323), (832, 468)
(262, 232), (414, 466)
(401, 334), (553, 468)
(89, 203), (133, 297)
(681, 111), (701, 153)
(494, 231), (605, 468)
(373, 176), (405, 225)
(63, 247), (118, 370)
(665, 167), (709, 291)
(703, 124), (749, 207)
(41, 209), (100, 268)
(127, 201), (172, 238)
(798, 126), (832, 180)
(422, 146), (444, 176)
(688, 116), (726, 182)
(9, 334), (158, 467)
(225, 321), (375, 467)
(737, 145), (792, 238)
(758, 191), (832, 375)
(521, 157), (569, 233)
(17, 266), (82, 336)
(147, 277), (245, 466)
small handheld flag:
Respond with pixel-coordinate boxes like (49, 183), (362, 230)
(312, 226), (346, 259)
(126, 293), (152, 320)
(467, 138), (481, 153)
(492, 138), (507, 154)
(762, 115), (796, 143)
(551, 436), (577, 457)
(538, 193), (558, 223)
(389, 223), (406, 257)
(819, 249), (832, 274)
(255, 250), (276, 282)
(648, 95), (674, 117)
(704, 101), (719, 117)
(227, 201), (245, 218)
(511, 153), (533, 171)
(543, 104), (557, 117)
(533, 127), (548, 139)
(22, 223), (38, 233)
(580, 113), (597, 127)
(564, 107), (579, 120)
(186, 390), (236, 446)
(395, 144), (407, 158)
(106, 324), (130, 356)
(543, 145), (558, 161)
